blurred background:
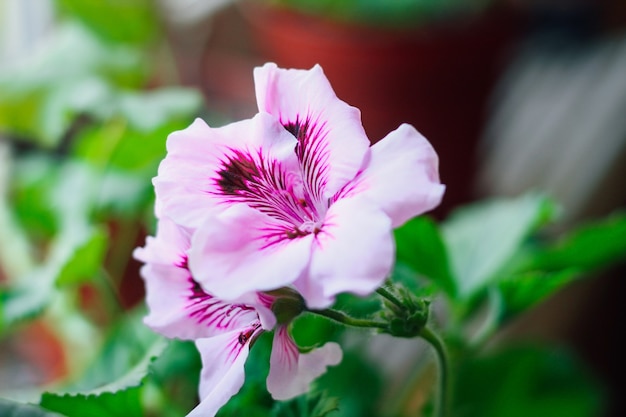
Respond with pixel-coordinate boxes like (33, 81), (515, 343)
(1, 0), (624, 416)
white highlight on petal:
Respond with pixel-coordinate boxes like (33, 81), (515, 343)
(267, 326), (342, 400)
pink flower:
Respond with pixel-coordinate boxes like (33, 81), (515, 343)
(154, 63), (444, 309)
(134, 218), (342, 417)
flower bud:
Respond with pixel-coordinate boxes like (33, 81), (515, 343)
(268, 288), (306, 325)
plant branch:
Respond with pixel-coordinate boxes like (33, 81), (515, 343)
(375, 286), (405, 309)
(307, 308), (388, 330)
(419, 326), (450, 417)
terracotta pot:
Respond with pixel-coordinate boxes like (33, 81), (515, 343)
(238, 1), (524, 215)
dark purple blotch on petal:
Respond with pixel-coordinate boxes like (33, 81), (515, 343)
(216, 149), (263, 196)
(283, 116), (309, 142)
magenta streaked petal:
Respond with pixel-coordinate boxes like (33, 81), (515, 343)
(154, 113), (299, 228)
(139, 263), (209, 340)
(189, 203), (313, 301)
(266, 326), (342, 400)
(189, 325), (262, 417)
(187, 280), (260, 333)
(231, 292), (277, 330)
(296, 198), (394, 309)
(254, 63), (370, 199)
(134, 218), (209, 340)
(335, 123), (445, 227)
(135, 217), (260, 339)
(212, 145), (311, 227)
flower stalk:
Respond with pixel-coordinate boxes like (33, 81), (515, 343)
(419, 326), (450, 417)
(376, 286), (405, 309)
(308, 308), (388, 330)
(311, 283), (450, 417)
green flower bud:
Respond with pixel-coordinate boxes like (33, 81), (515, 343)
(268, 288), (306, 324)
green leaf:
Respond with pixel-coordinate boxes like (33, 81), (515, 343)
(116, 88), (202, 134)
(1, 156), (136, 330)
(94, 169), (155, 218)
(442, 193), (556, 300)
(56, 0), (160, 46)
(0, 143), (33, 278)
(148, 340), (203, 415)
(394, 216), (455, 296)
(0, 398), (65, 417)
(40, 388), (142, 417)
(70, 89), (201, 175)
(62, 308), (166, 394)
(523, 211), (626, 273)
(9, 155), (61, 241)
(0, 225), (102, 328)
(498, 269), (579, 321)
(453, 345), (604, 417)
(314, 350), (383, 417)
(495, 211), (626, 322)
(291, 313), (343, 348)
(40, 309), (167, 417)
(0, 23), (147, 146)
(271, 391), (340, 417)
(56, 227), (108, 286)
(0, 273), (57, 331)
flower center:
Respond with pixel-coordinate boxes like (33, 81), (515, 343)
(299, 220), (321, 234)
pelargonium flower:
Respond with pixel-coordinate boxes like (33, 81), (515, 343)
(154, 62), (444, 308)
(133, 217), (342, 417)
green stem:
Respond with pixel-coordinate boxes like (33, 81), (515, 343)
(308, 308), (388, 330)
(375, 286), (404, 309)
(419, 326), (450, 417)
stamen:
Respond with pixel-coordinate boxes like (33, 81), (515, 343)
(237, 322), (262, 345)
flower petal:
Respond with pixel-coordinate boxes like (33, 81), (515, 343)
(296, 198), (394, 309)
(266, 326), (342, 400)
(188, 325), (262, 417)
(336, 123), (445, 228)
(189, 203), (314, 301)
(154, 113), (299, 228)
(254, 63), (370, 199)
(232, 292), (277, 331)
(134, 217), (259, 339)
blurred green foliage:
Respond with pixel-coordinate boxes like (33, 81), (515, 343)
(453, 346), (604, 417)
(1, 1), (625, 417)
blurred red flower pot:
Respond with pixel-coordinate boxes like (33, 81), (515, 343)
(237, 0), (524, 215)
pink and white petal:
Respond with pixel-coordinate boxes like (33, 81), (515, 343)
(188, 327), (261, 417)
(134, 219), (205, 339)
(267, 326), (342, 400)
(233, 292), (277, 331)
(297, 198), (394, 309)
(139, 260), (260, 340)
(337, 123), (445, 228)
(133, 216), (191, 267)
(154, 113), (299, 228)
(139, 263), (206, 339)
(189, 203), (314, 301)
(254, 63), (370, 199)
(135, 218), (259, 339)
